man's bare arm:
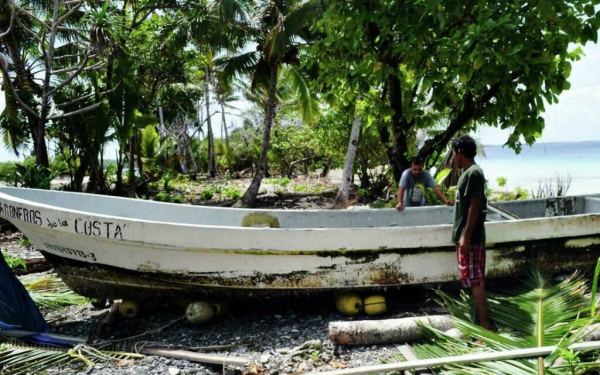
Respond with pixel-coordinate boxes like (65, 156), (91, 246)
(459, 197), (481, 252)
(396, 186), (406, 211)
(433, 186), (453, 205)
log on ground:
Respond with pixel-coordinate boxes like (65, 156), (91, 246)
(329, 315), (452, 345)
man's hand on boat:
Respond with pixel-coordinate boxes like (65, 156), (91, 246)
(396, 199), (453, 211)
(458, 235), (471, 255)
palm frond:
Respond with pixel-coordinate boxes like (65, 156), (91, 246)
(19, 275), (88, 310)
(216, 51), (260, 89)
(0, 342), (142, 375)
(285, 66), (320, 123)
(397, 268), (598, 375)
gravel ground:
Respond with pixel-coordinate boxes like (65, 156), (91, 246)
(1, 223), (449, 375)
(42, 291), (445, 375)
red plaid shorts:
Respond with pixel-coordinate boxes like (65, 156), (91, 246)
(456, 243), (486, 288)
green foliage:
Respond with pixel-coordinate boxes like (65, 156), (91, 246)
(270, 177), (291, 187)
(3, 252), (26, 272)
(200, 189), (215, 201)
(408, 269), (597, 374)
(171, 195), (184, 204)
(497, 176), (508, 188)
(153, 192), (172, 202)
(0, 162), (17, 181)
(224, 187), (242, 199)
(18, 237), (32, 248)
(161, 172), (175, 192)
(8, 163), (64, 190)
(293, 184), (308, 193)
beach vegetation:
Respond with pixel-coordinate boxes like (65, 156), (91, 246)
(0, 0), (597, 206)
(2, 252), (26, 272)
(532, 174), (573, 199)
(385, 264), (600, 374)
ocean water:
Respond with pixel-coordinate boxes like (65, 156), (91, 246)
(476, 141), (600, 196)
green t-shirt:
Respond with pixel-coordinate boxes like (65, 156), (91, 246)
(452, 164), (487, 244)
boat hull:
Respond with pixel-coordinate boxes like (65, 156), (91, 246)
(36, 234), (600, 299)
(1, 188), (600, 299)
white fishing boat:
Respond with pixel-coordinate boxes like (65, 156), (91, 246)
(0, 187), (599, 300)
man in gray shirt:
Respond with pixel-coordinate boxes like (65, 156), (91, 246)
(396, 157), (453, 210)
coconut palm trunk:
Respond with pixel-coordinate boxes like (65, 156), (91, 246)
(221, 103), (233, 173)
(238, 62), (278, 207)
(205, 66), (217, 177)
(334, 102), (362, 209)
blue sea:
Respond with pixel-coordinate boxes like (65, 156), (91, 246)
(476, 141), (600, 196)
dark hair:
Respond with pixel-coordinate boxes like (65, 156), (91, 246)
(411, 157), (424, 166)
(452, 135), (477, 159)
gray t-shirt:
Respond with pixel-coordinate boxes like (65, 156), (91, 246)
(399, 169), (436, 207)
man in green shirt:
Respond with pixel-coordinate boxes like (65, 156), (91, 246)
(451, 135), (493, 331)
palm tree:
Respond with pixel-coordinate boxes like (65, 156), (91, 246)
(216, 0), (321, 207)
(214, 81), (240, 174)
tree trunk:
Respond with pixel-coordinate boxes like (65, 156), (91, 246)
(187, 142), (199, 175)
(389, 74), (409, 181)
(333, 103), (362, 209)
(221, 103), (233, 174)
(238, 62), (279, 208)
(205, 66), (217, 177)
(329, 315), (453, 346)
(136, 131), (143, 181)
(128, 136), (135, 183)
(115, 150), (124, 195)
(177, 139), (189, 174)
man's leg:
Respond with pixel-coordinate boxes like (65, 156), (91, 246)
(471, 284), (493, 331)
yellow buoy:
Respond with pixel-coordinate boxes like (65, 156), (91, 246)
(363, 295), (387, 316)
(185, 301), (215, 325)
(119, 300), (140, 319)
(336, 293), (363, 316)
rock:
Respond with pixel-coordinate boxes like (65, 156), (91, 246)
(260, 354), (271, 364)
(291, 329), (300, 334)
(274, 315), (282, 320)
(320, 353), (331, 363)
(168, 367), (181, 375)
(297, 361), (308, 373)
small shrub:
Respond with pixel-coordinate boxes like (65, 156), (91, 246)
(294, 184), (309, 193)
(224, 187), (242, 199)
(200, 189), (215, 201)
(9, 163), (64, 190)
(3, 252), (26, 271)
(161, 172), (175, 191)
(153, 192), (172, 202)
(19, 237), (33, 247)
(147, 182), (159, 191)
(0, 162), (17, 181)
(271, 177), (291, 187)
(172, 196), (184, 204)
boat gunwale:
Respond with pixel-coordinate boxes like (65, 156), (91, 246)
(1, 188), (600, 233)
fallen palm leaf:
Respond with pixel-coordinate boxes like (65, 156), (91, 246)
(403, 268), (600, 375)
(0, 342), (143, 375)
(19, 275), (88, 310)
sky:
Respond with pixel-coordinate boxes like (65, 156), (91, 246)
(1, 42), (600, 162)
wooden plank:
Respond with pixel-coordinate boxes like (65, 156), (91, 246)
(488, 203), (519, 220)
(396, 345), (433, 375)
(141, 348), (250, 366)
(304, 341), (600, 375)
(398, 345), (435, 375)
